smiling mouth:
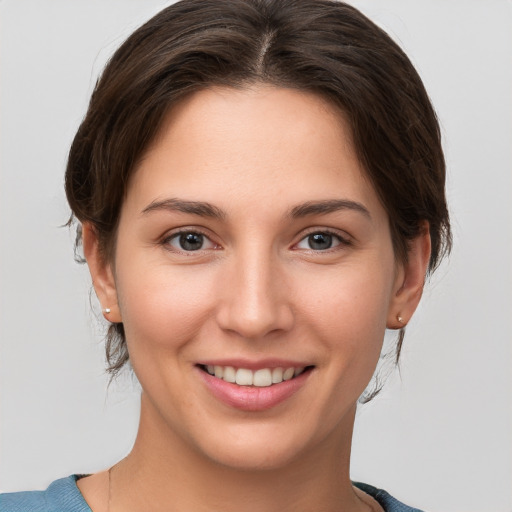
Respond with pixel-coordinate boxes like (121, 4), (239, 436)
(198, 365), (314, 387)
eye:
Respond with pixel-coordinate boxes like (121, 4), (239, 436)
(296, 231), (346, 251)
(165, 231), (217, 252)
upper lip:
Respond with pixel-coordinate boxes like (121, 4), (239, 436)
(196, 358), (313, 370)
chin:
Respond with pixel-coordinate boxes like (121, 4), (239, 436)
(189, 419), (328, 473)
(204, 441), (306, 472)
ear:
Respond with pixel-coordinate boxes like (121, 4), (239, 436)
(387, 222), (431, 329)
(82, 223), (122, 323)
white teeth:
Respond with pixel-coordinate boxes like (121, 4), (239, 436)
(283, 368), (295, 381)
(235, 368), (253, 386)
(271, 367), (283, 383)
(223, 366), (236, 383)
(253, 369), (272, 387)
(205, 365), (306, 386)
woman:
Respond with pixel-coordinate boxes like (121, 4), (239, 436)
(0, 0), (451, 511)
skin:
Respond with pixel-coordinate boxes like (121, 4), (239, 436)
(79, 86), (430, 512)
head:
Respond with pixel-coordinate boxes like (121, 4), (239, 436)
(66, 0), (451, 400)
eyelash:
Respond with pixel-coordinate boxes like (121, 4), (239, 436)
(293, 229), (352, 253)
(160, 227), (351, 255)
(161, 228), (219, 254)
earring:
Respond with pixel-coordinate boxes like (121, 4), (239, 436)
(397, 315), (404, 324)
(103, 308), (111, 314)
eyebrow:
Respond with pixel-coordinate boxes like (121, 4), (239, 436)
(141, 197), (370, 221)
(288, 199), (371, 220)
(141, 198), (226, 219)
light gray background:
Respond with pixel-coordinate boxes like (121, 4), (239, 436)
(1, 1), (511, 511)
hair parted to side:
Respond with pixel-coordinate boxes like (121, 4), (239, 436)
(65, 0), (451, 394)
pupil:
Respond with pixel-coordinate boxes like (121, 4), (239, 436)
(180, 233), (203, 251)
(309, 233), (332, 250)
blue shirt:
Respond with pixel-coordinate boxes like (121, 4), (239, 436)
(0, 475), (424, 512)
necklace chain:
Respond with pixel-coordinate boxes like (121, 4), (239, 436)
(108, 464), (113, 512)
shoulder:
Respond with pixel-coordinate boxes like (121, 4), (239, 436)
(1, 477), (423, 512)
(354, 482), (425, 512)
(0, 475), (91, 512)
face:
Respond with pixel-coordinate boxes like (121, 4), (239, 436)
(88, 86), (423, 470)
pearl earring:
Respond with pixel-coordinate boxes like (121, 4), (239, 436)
(103, 308), (111, 314)
(397, 315), (404, 324)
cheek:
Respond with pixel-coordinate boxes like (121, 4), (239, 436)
(114, 258), (218, 358)
(296, 260), (395, 378)
(300, 261), (394, 336)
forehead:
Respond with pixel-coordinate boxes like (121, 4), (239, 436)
(127, 86), (384, 223)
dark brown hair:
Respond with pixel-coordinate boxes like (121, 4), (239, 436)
(65, 0), (451, 385)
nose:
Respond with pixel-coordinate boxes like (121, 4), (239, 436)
(215, 247), (294, 340)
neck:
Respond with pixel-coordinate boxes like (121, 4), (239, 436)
(110, 394), (366, 512)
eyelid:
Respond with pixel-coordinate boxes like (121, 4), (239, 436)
(158, 226), (352, 253)
(293, 228), (352, 251)
(161, 227), (221, 252)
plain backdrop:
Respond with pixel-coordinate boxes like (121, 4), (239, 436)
(1, 1), (511, 511)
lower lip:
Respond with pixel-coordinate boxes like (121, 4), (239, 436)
(197, 367), (312, 412)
